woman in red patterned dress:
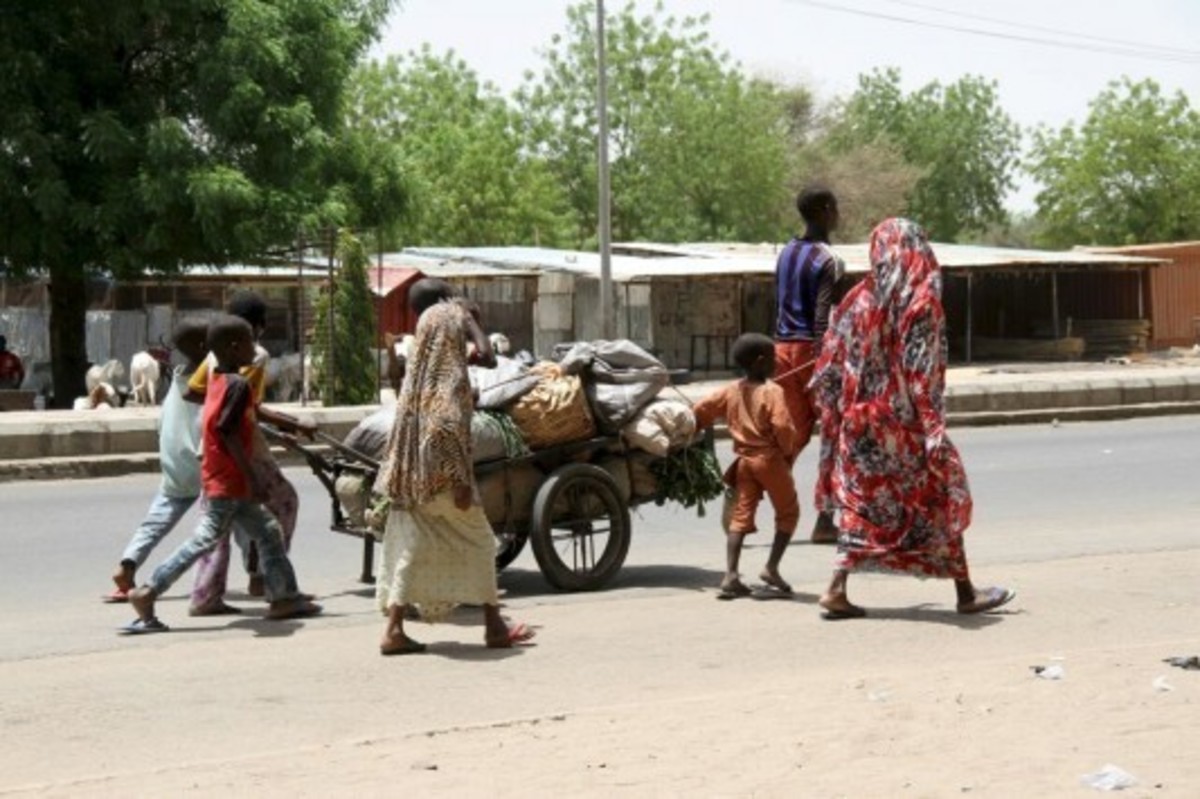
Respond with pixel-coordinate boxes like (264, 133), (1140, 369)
(810, 218), (1015, 620)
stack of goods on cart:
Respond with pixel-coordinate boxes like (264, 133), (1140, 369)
(552, 340), (723, 515)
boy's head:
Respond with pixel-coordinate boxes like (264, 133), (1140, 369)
(797, 185), (839, 233)
(171, 321), (209, 368)
(408, 278), (456, 317)
(207, 315), (256, 371)
(226, 291), (268, 338)
(732, 333), (776, 380)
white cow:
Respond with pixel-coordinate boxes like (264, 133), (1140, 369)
(73, 381), (118, 410)
(129, 351), (161, 406)
(85, 359), (126, 394)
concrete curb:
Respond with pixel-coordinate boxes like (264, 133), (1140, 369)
(6, 372), (1200, 482)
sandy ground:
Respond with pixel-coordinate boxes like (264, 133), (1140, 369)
(1, 547), (1197, 798)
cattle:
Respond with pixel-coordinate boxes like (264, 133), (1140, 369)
(85, 359), (126, 394)
(129, 351), (162, 406)
(73, 381), (118, 410)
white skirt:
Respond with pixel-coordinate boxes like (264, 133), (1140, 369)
(376, 491), (499, 622)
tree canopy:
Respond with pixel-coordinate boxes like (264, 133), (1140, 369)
(518, 1), (800, 245)
(825, 68), (1021, 242)
(1028, 78), (1200, 247)
(0, 0), (401, 404)
(347, 48), (575, 247)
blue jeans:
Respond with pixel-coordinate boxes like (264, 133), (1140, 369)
(121, 493), (198, 567)
(148, 498), (298, 602)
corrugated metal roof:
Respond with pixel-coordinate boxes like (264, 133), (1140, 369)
(405, 242), (1164, 281)
(682, 241), (1165, 273)
(406, 246), (775, 281)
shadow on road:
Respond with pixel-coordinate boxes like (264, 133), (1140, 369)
(497, 563), (727, 598)
(857, 604), (1020, 629)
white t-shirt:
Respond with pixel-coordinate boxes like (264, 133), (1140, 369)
(159, 366), (203, 498)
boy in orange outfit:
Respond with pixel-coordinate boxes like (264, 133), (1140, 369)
(694, 333), (799, 599)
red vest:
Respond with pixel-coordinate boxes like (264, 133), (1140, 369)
(201, 371), (254, 498)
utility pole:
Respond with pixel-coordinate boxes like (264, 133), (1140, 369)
(596, 0), (615, 339)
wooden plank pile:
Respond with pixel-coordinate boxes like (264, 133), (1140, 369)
(1031, 319), (1151, 358)
(968, 336), (1087, 361)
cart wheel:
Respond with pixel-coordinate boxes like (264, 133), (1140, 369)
(493, 525), (529, 571)
(530, 463), (631, 591)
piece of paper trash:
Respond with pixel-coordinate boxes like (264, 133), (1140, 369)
(1031, 664), (1065, 680)
(1080, 764), (1137, 791)
(1152, 676), (1174, 693)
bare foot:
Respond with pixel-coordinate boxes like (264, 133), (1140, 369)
(112, 563), (135, 593)
(266, 597), (322, 620)
(188, 600), (243, 617)
(128, 587), (157, 623)
(247, 575), (265, 598)
(380, 634), (427, 656)
(759, 570), (793, 594)
(819, 592), (866, 620)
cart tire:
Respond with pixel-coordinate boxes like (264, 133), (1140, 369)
(530, 463), (631, 591)
(494, 526), (529, 571)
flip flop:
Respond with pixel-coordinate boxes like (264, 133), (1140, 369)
(751, 584), (794, 600)
(267, 601), (323, 621)
(716, 581), (753, 601)
(820, 605), (867, 621)
(188, 602), (243, 617)
(120, 617), (169, 635)
(487, 622), (536, 649)
(380, 639), (428, 656)
(101, 588), (132, 604)
(957, 587), (1016, 615)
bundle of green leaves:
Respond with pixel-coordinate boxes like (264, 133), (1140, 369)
(649, 442), (725, 518)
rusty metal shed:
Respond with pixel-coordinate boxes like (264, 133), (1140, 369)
(1083, 241), (1200, 348)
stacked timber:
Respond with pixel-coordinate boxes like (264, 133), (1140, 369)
(967, 336), (1086, 361)
(1031, 319), (1150, 358)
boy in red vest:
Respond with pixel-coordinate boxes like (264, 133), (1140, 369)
(124, 316), (320, 632)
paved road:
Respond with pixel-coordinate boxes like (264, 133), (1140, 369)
(1, 415), (1196, 663)
(1, 416), (1198, 796)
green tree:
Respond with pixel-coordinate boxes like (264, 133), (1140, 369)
(519, 1), (798, 244)
(348, 48), (575, 247)
(1027, 78), (1200, 247)
(0, 0), (400, 406)
(827, 68), (1021, 241)
(312, 229), (377, 405)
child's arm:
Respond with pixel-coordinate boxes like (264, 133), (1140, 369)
(257, 404), (317, 439)
(461, 303), (496, 369)
(767, 386), (799, 462)
(692, 385), (730, 431)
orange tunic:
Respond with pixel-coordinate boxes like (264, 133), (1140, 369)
(693, 379), (800, 534)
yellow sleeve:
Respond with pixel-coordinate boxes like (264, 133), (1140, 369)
(242, 363), (268, 405)
(187, 360), (210, 395)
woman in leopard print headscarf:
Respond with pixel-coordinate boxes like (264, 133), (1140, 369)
(375, 279), (536, 655)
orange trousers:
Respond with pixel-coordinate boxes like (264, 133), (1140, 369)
(726, 455), (799, 535)
(773, 340), (818, 455)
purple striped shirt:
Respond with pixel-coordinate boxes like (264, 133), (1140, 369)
(775, 238), (843, 341)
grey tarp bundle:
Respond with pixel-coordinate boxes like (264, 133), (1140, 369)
(341, 405), (525, 465)
(557, 339), (669, 434)
(469, 355), (540, 410)
(342, 406), (393, 461)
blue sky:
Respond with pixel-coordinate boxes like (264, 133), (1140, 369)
(376, 1), (1200, 210)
